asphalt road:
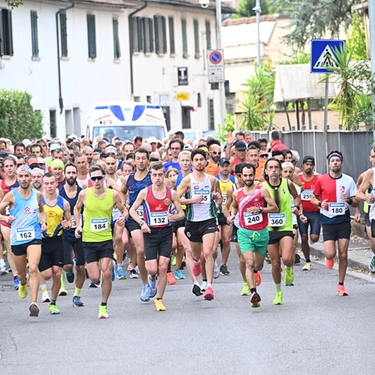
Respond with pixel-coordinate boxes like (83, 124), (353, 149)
(1, 245), (375, 375)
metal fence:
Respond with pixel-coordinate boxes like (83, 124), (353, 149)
(251, 130), (374, 180)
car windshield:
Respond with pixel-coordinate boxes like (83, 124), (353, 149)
(93, 125), (165, 143)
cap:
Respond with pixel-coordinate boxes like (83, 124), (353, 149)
(105, 146), (117, 154)
(37, 157), (45, 164)
(51, 159), (64, 169)
(218, 157), (230, 166)
(302, 155), (315, 165)
(31, 168), (44, 176)
(183, 144), (193, 151)
(22, 139), (31, 147)
(93, 148), (102, 154)
(282, 162), (294, 169)
(16, 165), (31, 174)
(148, 136), (158, 144)
(50, 143), (60, 152)
(0, 152), (8, 159)
(27, 157), (38, 166)
(235, 141), (247, 151)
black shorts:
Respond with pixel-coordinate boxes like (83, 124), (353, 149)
(144, 226), (173, 260)
(184, 218), (218, 243)
(365, 212), (370, 227)
(268, 231), (295, 245)
(127, 219), (141, 233)
(11, 239), (41, 256)
(83, 239), (114, 264)
(217, 213), (229, 226)
(323, 221), (351, 242)
(172, 219), (186, 233)
(39, 237), (64, 272)
(63, 237), (85, 266)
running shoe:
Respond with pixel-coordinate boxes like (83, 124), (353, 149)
(241, 282), (250, 296)
(255, 271), (262, 287)
(127, 263), (133, 271)
(201, 281), (208, 292)
(135, 265), (140, 274)
(175, 269), (185, 280)
(325, 257), (334, 269)
(167, 271), (176, 285)
(214, 261), (220, 279)
(72, 296), (84, 307)
(250, 291), (261, 308)
(171, 256), (176, 267)
(337, 284), (348, 296)
(265, 252), (271, 264)
(0, 264), (8, 275)
(49, 304), (60, 315)
(41, 291), (51, 303)
(294, 253), (301, 264)
(204, 286), (214, 301)
(129, 269), (139, 279)
(193, 256), (203, 277)
(13, 277), (20, 290)
(117, 268), (127, 280)
(284, 268), (294, 286)
(369, 256), (375, 273)
(18, 283), (28, 299)
(149, 276), (157, 298)
(98, 305), (109, 319)
(66, 270), (75, 283)
(154, 299), (167, 311)
(302, 262), (312, 271)
(220, 264), (230, 276)
(192, 283), (203, 296)
(89, 281), (100, 288)
(29, 303), (39, 317)
(59, 284), (68, 296)
(140, 284), (151, 302)
(273, 291), (283, 305)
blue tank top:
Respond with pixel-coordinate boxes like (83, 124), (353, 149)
(10, 189), (41, 246)
(176, 173), (184, 188)
(59, 185), (82, 241)
(126, 172), (152, 221)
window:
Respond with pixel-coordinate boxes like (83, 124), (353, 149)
(205, 20), (211, 51)
(168, 17), (175, 55)
(132, 17), (143, 53)
(143, 18), (154, 53)
(87, 14), (96, 59)
(181, 18), (188, 58)
(30, 11), (39, 58)
(60, 12), (68, 57)
(0, 9), (13, 56)
(112, 18), (121, 59)
(193, 19), (200, 58)
(154, 16), (166, 55)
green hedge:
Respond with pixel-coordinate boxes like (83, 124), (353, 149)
(0, 89), (44, 143)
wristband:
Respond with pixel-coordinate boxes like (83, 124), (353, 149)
(318, 202), (322, 208)
(347, 198), (353, 205)
(295, 205), (300, 211)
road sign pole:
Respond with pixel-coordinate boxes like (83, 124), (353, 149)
(323, 76), (329, 172)
(216, 0), (226, 128)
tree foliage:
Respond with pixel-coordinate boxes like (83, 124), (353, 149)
(0, 90), (44, 142)
(237, 0), (276, 18)
(346, 13), (367, 61)
(5, 0), (23, 8)
(274, 0), (360, 49)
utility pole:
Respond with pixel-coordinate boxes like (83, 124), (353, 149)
(369, 1), (375, 142)
(216, 0), (226, 127)
(254, 0), (262, 72)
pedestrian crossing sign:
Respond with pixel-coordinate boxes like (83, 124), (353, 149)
(311, 39), (345, 73)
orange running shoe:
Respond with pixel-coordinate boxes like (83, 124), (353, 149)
(167, 271), (176, 285)
(204, 286), (214, 301)
(255, 271), (262, 287)
(325, 257), (334, 269)
(337, 284), (348, 296)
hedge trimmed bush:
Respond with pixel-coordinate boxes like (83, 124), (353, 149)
(0, 89), (44, 143)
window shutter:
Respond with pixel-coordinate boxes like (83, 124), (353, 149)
(30, 11), (39, 57)
(112, 18), (120, 59)
(154, 15), (159, 54)
(6, 10), (13, 56)
(87, 14), (96, 59)
(168, 17), (175, 55)
(148, 18), (154, 53)
(0, 11), (4, 56)
(205, 20), (211, 51)
(194, 19), (200, 58)
(181, 18), (187, 58)
(60, 13), (68, 57)
(162, 16), (167, 54)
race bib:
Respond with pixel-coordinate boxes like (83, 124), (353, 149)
(71, 214), (82, 229)
(5, 206), (9, 215)
(222, 194), (227, 205)
(150, 212), (169, 226)
(328, 202), (345, 216)
(268, 213), (286, 227)
(301, 190), (313, 201)
(90, 218), (109, 232)
(136, 205), (144, 219)
(244, 212), (263, 225)
(195, 189), (211, 204)
(16, 226), (35, 241)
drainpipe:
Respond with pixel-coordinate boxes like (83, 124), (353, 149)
(128, 2), (148, 97)
(56, 4), (75, 114)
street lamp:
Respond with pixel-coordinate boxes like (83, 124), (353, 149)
(253, 0), (261, 73)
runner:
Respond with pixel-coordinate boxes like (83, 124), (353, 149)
(129, 161), (184, 311)
(74, 164), (126, 318)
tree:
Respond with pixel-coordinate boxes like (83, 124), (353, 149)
(346, 13), (367, 61)
(0, 90), (44, 142)
(5, 0), (23, 8)
(237, 0), (275, 18)
(274, 0), (359, 49)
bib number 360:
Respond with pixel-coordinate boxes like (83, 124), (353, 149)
(268, 213), (286, 227)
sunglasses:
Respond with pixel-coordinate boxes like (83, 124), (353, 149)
(212, 151), (221, 155)
(90, 175), (104, 181)
(29, 164), (39, 169)
(260, 154), (269, 159)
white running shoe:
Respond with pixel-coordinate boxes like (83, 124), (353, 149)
(41, 291), (51, 303)
(201, 281), (208, 292)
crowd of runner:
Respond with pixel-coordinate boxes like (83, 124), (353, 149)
(0, 129), (371, 318)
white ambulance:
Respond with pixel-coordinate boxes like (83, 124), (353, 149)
(86, 102), (167, 143)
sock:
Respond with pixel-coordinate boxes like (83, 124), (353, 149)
(40, 283), (47, 293)
(275, 283), (281, 292)
(14, 276), (18, 281)
(101, 302), (107, 306)
(150, 274), (156, 280)
(156, 297), (162, 300)
(202, 279), (207, 282)
(50, 300), (56, 305)
(60, 273), (65, 287)
(339, 282), (344, 285)
(250, 288), (256, 294)
(254, 270), (258, 274)
(306, 259), (311, 263)
(194, 281), (200, 287)
(207, 283), (212, 288)
(0, 259), (5, 267)
(74, 287), (81, 297)
(117, 264), (122, 271)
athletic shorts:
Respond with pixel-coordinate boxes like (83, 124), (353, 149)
(144, 226), (172, 261)
(268, 231), (294, 245)
(83, 240), (114, 264)
(322, 221), (351, 242)
(127, 219), (141, 233)
(63, 238), (85, 266)
(238, 227), (269, 255)
(184, 218), (218, 243)
(365, 212), (370, 227)
(297, 211), (321, 236)
(11, 239), (41, 256)
(231, 226), (238, 242)
(217, 213), (229, 226)
(39, 236), (64, 272)
(172, 219), (185, 233)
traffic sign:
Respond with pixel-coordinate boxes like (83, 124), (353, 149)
(311, 39), (345, 73)
(208, 49), (225, 83)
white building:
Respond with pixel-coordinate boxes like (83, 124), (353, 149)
(0, 0), (234, 140)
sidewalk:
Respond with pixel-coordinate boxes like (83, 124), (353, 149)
(300, 219), (374, 272)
